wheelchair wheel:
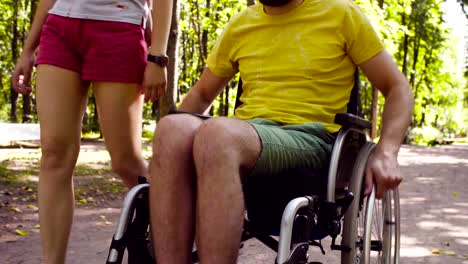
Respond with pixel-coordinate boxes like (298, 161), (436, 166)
(106, 183), (155, 264)
(341, 142), (400, 264)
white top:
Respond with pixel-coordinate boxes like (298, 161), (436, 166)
(49, 0), (149, 26)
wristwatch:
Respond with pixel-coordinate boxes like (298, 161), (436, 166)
(147, 54), (169, 67)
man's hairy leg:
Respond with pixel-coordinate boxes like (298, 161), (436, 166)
(193, 118), (261, 264)
(149, 114), (203, 264)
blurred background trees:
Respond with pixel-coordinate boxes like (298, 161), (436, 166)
(0, 0), (466, 145)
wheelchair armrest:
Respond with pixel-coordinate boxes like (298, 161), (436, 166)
(168, 109), (212, 120)
(334, 113), (371, 130)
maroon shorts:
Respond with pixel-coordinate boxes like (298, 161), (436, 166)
(36, 14), (147, 84)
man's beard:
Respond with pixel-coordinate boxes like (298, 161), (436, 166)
(259, 0), (294, 7)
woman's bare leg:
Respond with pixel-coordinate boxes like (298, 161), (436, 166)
(93, 82), (147, 187)
(36, 65), (89, 264)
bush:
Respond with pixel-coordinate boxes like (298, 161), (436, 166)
(408, 126), (444, 146)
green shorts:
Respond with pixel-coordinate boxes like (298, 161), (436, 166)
(247, 118), (336, 177)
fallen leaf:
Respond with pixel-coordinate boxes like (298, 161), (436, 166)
(453, 192), (458, 198)
(79, 198), (88, 204)
(443, 251), (456, 256)
(10, 207), (21, 213)
(444, 241), (450, 247)
(33, 224), (40, 229)
(15, 229), (29, 236)
(27, 205), (38, 210)
(99, 215), (107, 220)
(463, 254), (468, 259)
(104, 221), (113, 226)
(432, 249), (441, 255)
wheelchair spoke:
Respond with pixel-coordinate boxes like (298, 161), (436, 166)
(340, 142), (400, 264)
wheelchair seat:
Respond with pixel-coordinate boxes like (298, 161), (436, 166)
(243, 167), (327, 238)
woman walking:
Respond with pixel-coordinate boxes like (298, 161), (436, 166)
(11, 0), (172, 263)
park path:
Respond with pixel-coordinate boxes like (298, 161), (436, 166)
(0, 144), (467, 264)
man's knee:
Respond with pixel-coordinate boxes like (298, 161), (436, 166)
(152, 114), (202, 152)
(193, 118), (252, 165)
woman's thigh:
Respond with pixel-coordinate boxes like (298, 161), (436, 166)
(93, 82), (144, 161)
(36, 65), (89, 153)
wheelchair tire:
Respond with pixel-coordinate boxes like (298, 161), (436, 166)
(341, 142), (400, 264)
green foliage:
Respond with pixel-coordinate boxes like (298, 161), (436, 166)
(0, 0), (466, 144)
(177, 0), (243, 115)
(408, 126), (444, 145)
(357, 0), (467, 142)
(0, 0), (36, 122)
(142, 128), (155, 140)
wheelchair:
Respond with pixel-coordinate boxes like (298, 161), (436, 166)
(105, 73), (401, 264)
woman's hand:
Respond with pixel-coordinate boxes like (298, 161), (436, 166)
(142, 62), (167, 102)
(12, 52), (35, 95)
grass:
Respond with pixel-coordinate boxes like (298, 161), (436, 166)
(74, 164), (111, 176)
(0, 152), (125, 205)
(449, 137), (468, 144)
(0, 160), (38, 186)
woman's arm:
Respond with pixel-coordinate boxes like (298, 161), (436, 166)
(142, 0), (173, 102)
(148, 0), (172, 56)
(22, 0), (56, 55)
(12, 0), (56, 94)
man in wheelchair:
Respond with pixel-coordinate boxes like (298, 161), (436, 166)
(146, 0), (413, 263)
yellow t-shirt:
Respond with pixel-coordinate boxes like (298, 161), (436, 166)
(206, 0), (383, 132)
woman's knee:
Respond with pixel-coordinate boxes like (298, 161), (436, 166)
(110, 154), (146, 175)
(40, 137), (80, 171)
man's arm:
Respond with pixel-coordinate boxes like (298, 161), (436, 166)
(359, 50), (414, 199)
(178, 68), (233, 114)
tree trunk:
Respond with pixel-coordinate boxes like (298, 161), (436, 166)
(401, 13), (409, 77)
(158, 0), (180, 119)
(10, 0), (20, 122)
(409, 38), (420, 88)
(22, 0), (38, 123)
(217, 90), (224, 116)
(370, 0), (385, 139)
(370, 87), (379, 140)
(224, 85), (230, 116)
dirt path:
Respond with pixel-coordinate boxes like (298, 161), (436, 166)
(1, 144), (467, 264)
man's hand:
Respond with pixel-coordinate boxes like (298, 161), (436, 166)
(142, 62), (167, 102)
(364, 146), (402, 199)
(12, 52), (35, 95)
